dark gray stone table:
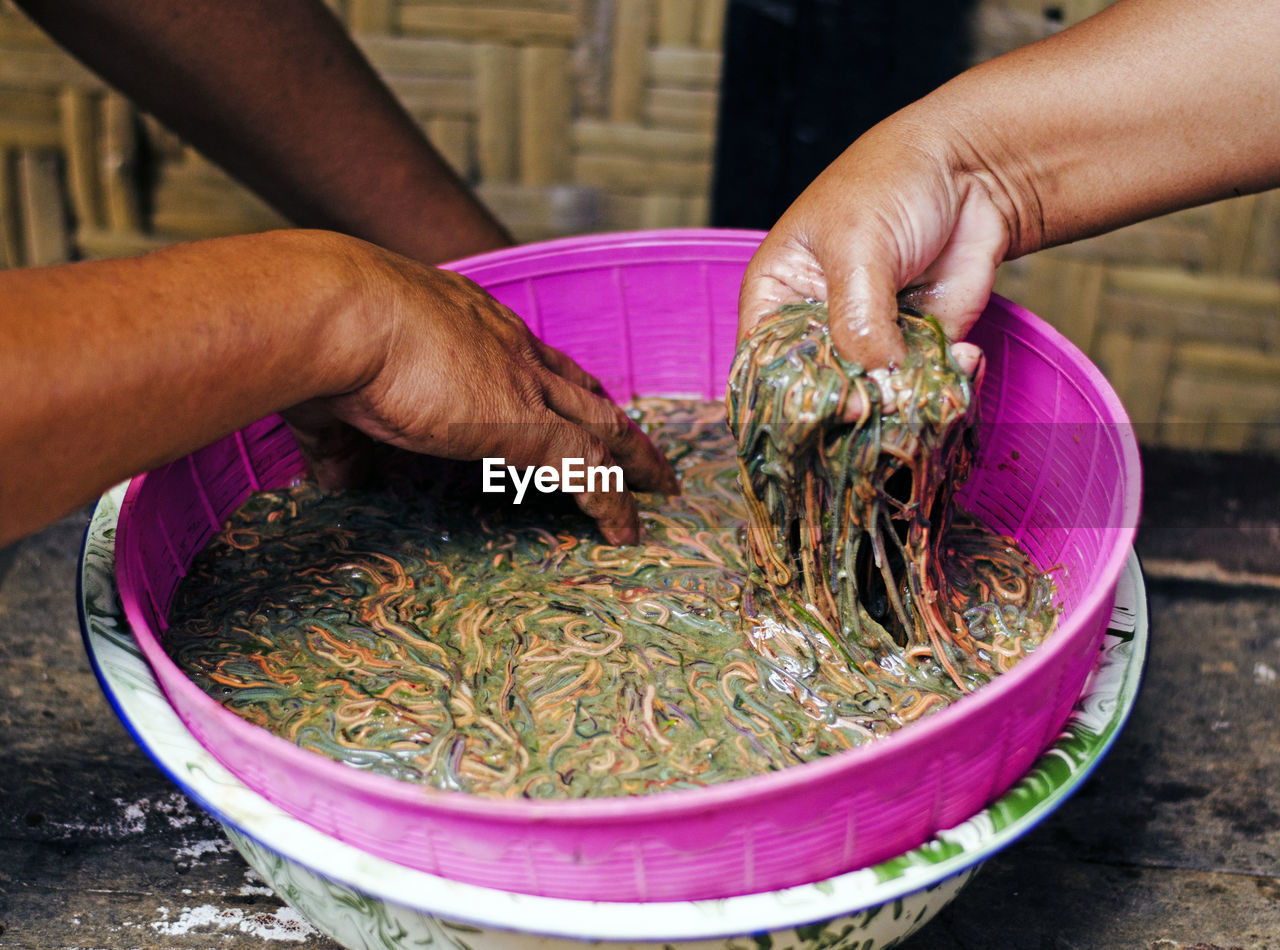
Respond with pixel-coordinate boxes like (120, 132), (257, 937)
(3, 447), (1279, 949)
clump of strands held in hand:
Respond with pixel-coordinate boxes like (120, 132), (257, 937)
(727, 302), (1059, 721)
(165, 311), (1057, 800)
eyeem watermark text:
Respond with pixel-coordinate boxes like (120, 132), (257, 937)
(482, 457), (623, 504)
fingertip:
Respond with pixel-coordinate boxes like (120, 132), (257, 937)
(950, 341), (984, 378)
(282, 417), (373, 494)
(601, 513), (641, 546)
(615, 424), (680, 496)
(662, 467), (682, 496)
(592, 489), (641, 545)
(307, 452), (370, 494)
(650, 451), (681, 496)
(544, 424), (644, 545)
(545, 381), (679, 497)
(827, 301), (907, 371)
(838, 382), (870, 426)
(827, 263), (907, 371)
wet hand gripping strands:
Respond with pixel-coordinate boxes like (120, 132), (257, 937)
(727, 303), (1059, 727)
(165, 305), (1058, 798)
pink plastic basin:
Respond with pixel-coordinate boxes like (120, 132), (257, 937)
(115, 228), (1141, 902)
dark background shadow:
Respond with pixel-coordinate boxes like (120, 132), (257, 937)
(711, 0), (977, 230)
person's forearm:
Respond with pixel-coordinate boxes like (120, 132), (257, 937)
(0, 231), (377, 545)
(14, 0), (512, 263)
(909, 0), (1280, 258)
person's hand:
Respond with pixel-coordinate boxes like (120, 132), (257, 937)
(283, 238), (679, 545)
(738, 116), (1015, 376)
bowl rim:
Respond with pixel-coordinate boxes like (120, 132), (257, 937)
(83, 483), (1148, 940)
(113, 228), (1144, 829)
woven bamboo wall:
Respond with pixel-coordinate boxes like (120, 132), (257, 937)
(1, 0), (1276, 452)
(0, 0), (725, 261)
(977, 0), (1280, 454)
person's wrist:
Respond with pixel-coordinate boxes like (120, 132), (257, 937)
(913, 75), (1048, 261)
(279, 229), (398, 401)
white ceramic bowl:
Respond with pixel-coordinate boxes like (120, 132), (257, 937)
(79, 483), (1147, 950)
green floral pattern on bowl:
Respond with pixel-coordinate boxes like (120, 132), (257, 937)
(80, 484), (1147, 950)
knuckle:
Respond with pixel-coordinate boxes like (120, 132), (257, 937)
(512, 371), (548, 411)
(601, 403), (636, 443)
(577, 436), (613, 471)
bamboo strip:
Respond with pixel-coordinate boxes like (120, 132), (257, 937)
(0, 116), (60, 149)
(425, 116), (472, 177)
(1121, 335), (1174, 432)
(1005, 255), (1106, 353)
(597, 191), (646, 231)
(1245, 191), (1280, 279)
(657, 0), (697, 47)
(475, 43), (519, 182)
(399, 6), (579, 44)
(574, 0), (612, 119)
(0, 46), (104, 89)
(0, 149), (20, 268)
(1209, 193), (1260, 276)
(75, 226), (175, 260)
(1059, 0), (1115, 26)
(644, 87), (718, 132)
(475, 180), (600, 240)
(1155, 414), (1212, 452)
(0, 6), (52, 46)
(572, 119), (712, 160)
(378, 76), (474, 117)
(403, 0), (577, 9)
(348, 0), (395, 32)
(600, 190), (710, 231)
(0, 87), (58, 125)
(355, 34), (474, 76)
(685, 192), (709, 226)
(696, 0), (727, 51)
(151, 201), (283, 239)
(17, 148), (70, 266)
(150, 159), (284, 237)
(1052, 212), (1212, 269)
(140, 115), (186, 162)
(637, 193), (684, 229)
(100, 92), (141, 234)
(1098, 287), (1277, 349)
(573, 153), (710, 191)
(58, 87), (102, 231)
(1201, 418), (1252, 454)
(1165, 375), (1280, 422)
(1107, 265), (1280, 308)
(1095, 328), (1176, 437)
(648, 47), (720, 87)
(610, 0), (651, 122)
(967, 5), (1059, 62)
(1174, 342), (1280, 380)
(519, 45), (571, 185)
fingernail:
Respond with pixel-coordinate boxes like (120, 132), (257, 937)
(841, 392), (867, 424)
(660, 460), (681, 495)
(951, 342), (983, 378)
(604, 516), (640, 546)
